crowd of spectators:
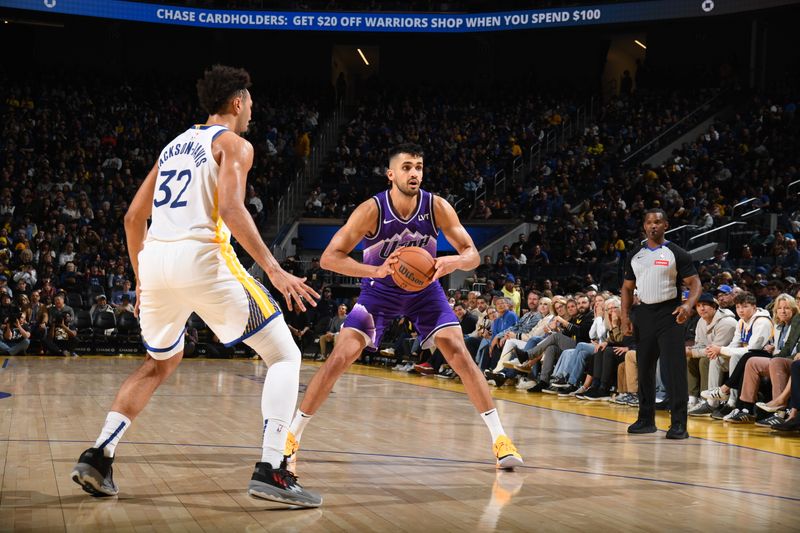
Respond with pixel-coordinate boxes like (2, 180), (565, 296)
(0, 72), (321, 355)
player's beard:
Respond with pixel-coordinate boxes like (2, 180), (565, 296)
(396, 181), (419, 198)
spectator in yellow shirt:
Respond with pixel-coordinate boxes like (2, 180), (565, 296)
(501, 274), (521, 316)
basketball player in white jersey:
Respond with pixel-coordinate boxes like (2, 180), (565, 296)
(71, 65), (321, 507)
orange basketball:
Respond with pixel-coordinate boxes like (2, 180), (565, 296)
(391, 246), (436, 292)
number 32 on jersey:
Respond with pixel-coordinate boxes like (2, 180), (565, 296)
(154, 169), (192, 208)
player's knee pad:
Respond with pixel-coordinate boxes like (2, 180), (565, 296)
(244, 315), (301, 368)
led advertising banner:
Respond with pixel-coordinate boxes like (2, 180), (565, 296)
(1, 0), (798, 32)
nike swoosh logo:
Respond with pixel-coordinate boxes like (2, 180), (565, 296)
(383, 219), (393, 224)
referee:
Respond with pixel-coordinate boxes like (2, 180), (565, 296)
(621, 209), (701, 439)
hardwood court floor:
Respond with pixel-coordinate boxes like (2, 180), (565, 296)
(1, 355), (799, 532)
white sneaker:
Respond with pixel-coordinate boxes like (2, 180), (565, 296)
(516, 377), (537, 391)
(722, 408), (741, 421)
(402, 362), (414, 372)
(380, 348), (396, 356)
(392, 363), (406, 371)
(701, 387), (730, 401)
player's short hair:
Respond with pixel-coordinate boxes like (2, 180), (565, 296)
(388, 143), (424, 164)
(196, 65), (252, 115)
(734, 291), (757, 306)
(644, 208), (668, 222)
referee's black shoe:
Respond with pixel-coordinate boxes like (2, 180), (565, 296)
(627, 418), (657, 434)
(666, 422), (689, 439)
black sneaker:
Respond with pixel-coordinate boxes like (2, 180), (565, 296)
(583, 388), (611, 401)
(773, 416), (800, 432)
(436, 368), (456, 379)
(71, 447), (118, 497)
(528, 381), (548, 393)
(550, 376), (570, 388)
(711, 404), (734, 420)
(755, 413), (785, 428)
(557, 385), (579, 397)
(248, 462), (322, 507)
(541, 384), (560, 395)
(627, 419), (657, 434)
(486, 372), (507, 387)
(666, 422), (689, 439)
(654, 399), (669, 411)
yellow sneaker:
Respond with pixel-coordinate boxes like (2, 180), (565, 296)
(284, 431), (300, 464)
(493, 435), (523, 469)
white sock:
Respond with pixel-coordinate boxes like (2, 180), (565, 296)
(261, 418), (289, 467)
(289, 409), (313, 441)
(481, 408), (505, 442)
(94, 411), (131, 458)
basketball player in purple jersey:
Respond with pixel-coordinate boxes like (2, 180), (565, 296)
(286, 143), (523, 469)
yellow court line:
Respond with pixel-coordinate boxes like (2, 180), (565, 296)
(327, 362), (800, 459)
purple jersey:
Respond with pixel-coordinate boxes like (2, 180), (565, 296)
(361, 189), (438, 292)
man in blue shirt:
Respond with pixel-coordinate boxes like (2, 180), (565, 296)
(476, 297), (517, 371)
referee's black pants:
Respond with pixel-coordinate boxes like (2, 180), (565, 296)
(633, 301), (688, 425)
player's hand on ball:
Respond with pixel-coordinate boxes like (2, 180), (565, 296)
(269, 269), (320, 312)
(433, 256), (461, 280)
(375, 250), (401, 278)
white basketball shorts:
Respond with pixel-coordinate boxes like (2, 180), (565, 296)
(137, 239), (282, 359)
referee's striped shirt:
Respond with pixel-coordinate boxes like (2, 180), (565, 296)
(624, 241), (697, 305)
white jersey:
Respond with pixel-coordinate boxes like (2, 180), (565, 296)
(138, 123), (282, 355)
(147, 124), (231, 244)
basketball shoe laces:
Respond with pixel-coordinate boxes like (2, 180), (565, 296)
(493, 436), (518, 460)
(272, 467), (302, 492)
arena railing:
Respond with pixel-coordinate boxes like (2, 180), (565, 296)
(273, 100), (345, 238)
(621, 90), (724, 165)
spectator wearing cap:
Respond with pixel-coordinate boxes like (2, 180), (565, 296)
(754, 279), (771, 308)
(502, 274), (521, 316)
(90, 294), (114, 322)
(314, 286), (337, 321)
(765, 280), (784, 310)
(305, 257), (325, 292)
(686, 293), (737, 417)
(716, 284), (736, 317)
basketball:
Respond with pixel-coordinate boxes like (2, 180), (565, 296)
(391, 246), (436, 292)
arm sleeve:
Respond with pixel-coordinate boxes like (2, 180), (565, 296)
(623, 248), (636, 281)
(672, 244), (698, 279)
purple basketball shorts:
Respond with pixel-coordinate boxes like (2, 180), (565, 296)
(343, 281), (459, 351)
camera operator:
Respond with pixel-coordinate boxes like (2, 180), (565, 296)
(41, 294), (78, 357)
(0, 311), (31, 356)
